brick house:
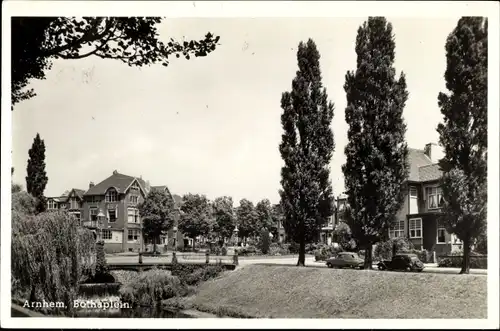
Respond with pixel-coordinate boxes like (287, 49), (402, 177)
(46, 188), (86, 222)
(335, 143), (462, 256)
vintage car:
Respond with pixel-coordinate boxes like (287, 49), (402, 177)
(326, 252), (365, 269)
(377, 253), (425, 272)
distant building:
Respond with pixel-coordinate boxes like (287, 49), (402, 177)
(47, 170), (186, 253)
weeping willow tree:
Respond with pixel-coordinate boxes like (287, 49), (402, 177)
(12, 207), (96, 315)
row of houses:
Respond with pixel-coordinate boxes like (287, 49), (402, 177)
(46, 170), (186, 253)
(47, 142), (460, 256)
(47, 170), (288, 253)
(319, 142), (462, 256)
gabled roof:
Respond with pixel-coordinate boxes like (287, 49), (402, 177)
(408, 148), (433, 182)
(84, 171), (147, 196)
(407, 148), (443, 183)
(418, 164), (443, 182)
(48, 188), (86, 203)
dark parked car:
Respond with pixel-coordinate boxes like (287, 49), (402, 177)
(326, 252), (365, 269)
(377, 253), (424, 272)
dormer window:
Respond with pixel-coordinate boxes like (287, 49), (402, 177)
(105, 189), (118, 203)
(130, 182), (140, 191)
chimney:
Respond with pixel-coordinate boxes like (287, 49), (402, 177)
(113, 170), (118, 175)
(424, 143), (445, 164)
(89, 181), (95, 189)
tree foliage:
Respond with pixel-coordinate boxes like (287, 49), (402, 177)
(26, 133), (49, 213)
(212, 196), (236, 241)
(255, 199), (274, 232)
(235, 199), (258, 241)
(279, 39), (335, 266)
(138, 189), (176, 253)
(342, 17), (409, 269)
(12, 210), (96, 315)
(11, 17), (221, 107)
(179, 194), (213, 247)
(269, 203), (284, 239)
(436, 17), (488, 274)
(332, 221), (356, 251)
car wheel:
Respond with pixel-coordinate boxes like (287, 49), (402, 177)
(378, 265), (385, 271)
(327, 263), (333, 268)
(405, 266), (412, 272)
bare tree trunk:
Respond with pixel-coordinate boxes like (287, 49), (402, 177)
(297, 218), (306, 266)
(29, 284), (36, 302)
(364, 244), (373, 270)
(153, 236), (157, 254)
(460, 235), (471, 274)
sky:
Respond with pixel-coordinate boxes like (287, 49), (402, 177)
(12, 17), (461, 205)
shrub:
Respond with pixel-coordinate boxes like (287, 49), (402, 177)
(221, 246), (228, 256)
(305, 243), (321, 254)
(288, 241), (300, 254)
(95, 241), (108, 276)
(235, 245), (261, 256)
(78, 283), (121, 297)
(332, 222), (357, 251)
(314, 245), (343, 261)
(374, 237), (414, 261)
(119, 268), (185, 307)
(438, 254), (487, 269)
(269, 242), (291, 256)
(171, 264), (226, 286)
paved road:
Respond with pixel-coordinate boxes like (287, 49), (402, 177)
(106, 255), (486, 275)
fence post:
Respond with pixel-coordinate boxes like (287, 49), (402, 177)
(432, 251), (436, 264)
(233, 252), (239, 266)
(139, 252), (143, 264)
(172, 251), (178, 264)
(206, 251), (210, 264)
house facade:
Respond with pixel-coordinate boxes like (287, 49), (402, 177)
(47, 170), (186, 253)
(392, 143), (462, 256)
(334, 143), (461, 256)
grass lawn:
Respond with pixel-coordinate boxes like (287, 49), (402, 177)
(188, 265), (487, 318)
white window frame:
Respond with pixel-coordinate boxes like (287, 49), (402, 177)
(102, 229), (112, 240)
(129, 194), (139, 205)
(107, 207), (118, 223)
(410, 186), (418, 198)
(127, 208), (140, 223)
(427, 186), (444, 210)
(409, 218), (422, 239)
(128, 229), (139, 242)
(47, 200), (56, 210)
(90, 208), (98, 221)
(105, 189), (118, 203)
(389, 220), (405, 239)
(70, 198), (80, 210)
(437, 226), (447, 244)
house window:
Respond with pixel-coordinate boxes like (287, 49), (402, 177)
(389, 220), (405, 238)
(59, 203), (67, 209)
(102, 229), (112, 240)
(128, 208), (140, 223)
(108, 209), (117, 222)
(427, 187), (444, 209)
(130, 182), (140, 191)
(87, 196), (100, 204)
(105, 189), (118, 203)
(409, 218), (422, 238)
(70, 198), (80, 209)
(90, 208), (98, 221)
(47, 200), (56, 210)
(437, 226), (446, 244)
(128, 229), (139, 242)
(129, 195), (139, 205)
(410, 187), (418, 198)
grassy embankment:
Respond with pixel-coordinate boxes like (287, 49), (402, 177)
(164, 264), (487, 318)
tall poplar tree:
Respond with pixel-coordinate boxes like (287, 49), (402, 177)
(437, 17), (488, 274)
(279, 39), (335, 266)
(26, 133), (49, 213)
(342, 17), (409, 269)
